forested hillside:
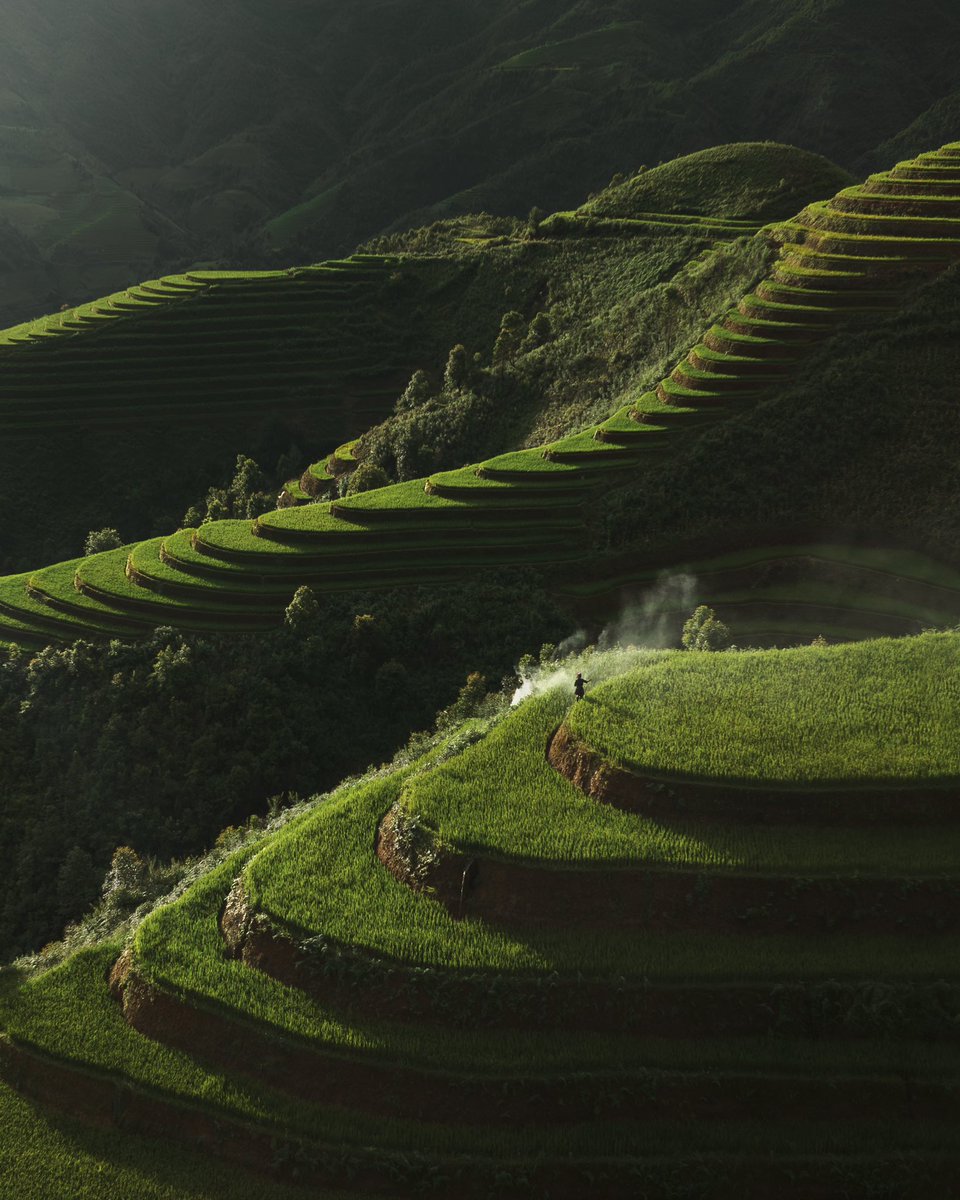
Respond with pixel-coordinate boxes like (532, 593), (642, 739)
(0, 143), (794, 571)
(5, 136), (960, 962)
(3, 0), (960, 323)
(4, 8), (960, 1193)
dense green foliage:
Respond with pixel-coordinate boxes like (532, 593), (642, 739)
(357, 231), (770, 478)
(0, 577), (565, 958)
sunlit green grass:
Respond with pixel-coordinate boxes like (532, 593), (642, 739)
(76, 544), (277, 617)
(478, 448), (602, 476)
(543, 428), (665, 458)
(597, 404), (672, 435)
(0, 573), (109, 641)
(132, 845), (960, 1077)
(129, 541), (293, 599)
(163, 528), (318, 572)
(28, 559), (155, 630)
(242, 758), (960, 979)
(333, 478), (580, 515)
(403, 674), (960, 873)
(568, 633), (960, 784)
(427, 466), (593, 499)
(198, 517), (349, 554)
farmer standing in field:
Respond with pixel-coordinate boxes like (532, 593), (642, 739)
(574, 672), (589, 701)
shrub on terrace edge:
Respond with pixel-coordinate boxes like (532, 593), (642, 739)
(83, 527), (122, 556)
(681, 605), (731, 652)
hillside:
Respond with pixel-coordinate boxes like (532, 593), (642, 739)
(3, 632), (960, 1196)
(4, 6), (960, 1194)
(578, 143), (855, 221)
(2, 139), (960, 971)
(1, 23), (960, 1190)
(0, 151), (774, 572)
(4, 140), (960, 651)
(5, 0), (960, 322)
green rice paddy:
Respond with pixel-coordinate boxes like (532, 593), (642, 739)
(568, 633), (960, 784)
(5, 132), (960, 1200)
(5, 625), (960, 1191)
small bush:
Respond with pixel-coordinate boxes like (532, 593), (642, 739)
(681, 605), (731, 652)
(346, 462), (392, 495)
(284, 585), (321, 630)
(84, 527), (122, 556)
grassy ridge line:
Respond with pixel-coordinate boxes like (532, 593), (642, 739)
(400, 678), (960, 873)
(567, 633), (960, 785)
(241, 757), (960, 980)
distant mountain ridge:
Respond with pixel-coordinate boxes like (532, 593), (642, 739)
(3, 0), (960, 322)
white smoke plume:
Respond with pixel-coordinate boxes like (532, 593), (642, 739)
(598, 571), (698, 651)
(511, 573), (699, 705)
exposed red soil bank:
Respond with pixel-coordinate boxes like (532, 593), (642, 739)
(108, 951), (960, 1130)
(219, 880), (960, 1040)
(375, 806), (960, 935)
(548, 724), (960, 826)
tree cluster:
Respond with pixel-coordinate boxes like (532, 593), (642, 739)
(0, 574), (566, 958)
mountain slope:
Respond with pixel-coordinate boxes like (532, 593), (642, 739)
(0, 144), (779, 571)
(4, 633), (960, 1197)
(3, 0), (960, 321)
(4, 139), (960, 651)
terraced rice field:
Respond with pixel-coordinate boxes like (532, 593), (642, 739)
(565, 636), (960, 785)
(2, 144), (960, 650)
(4, 633), (960, 1195)
(0, 255), (409, 437)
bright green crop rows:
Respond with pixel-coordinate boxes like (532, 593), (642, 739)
(240, 738), (959, 980)
(130, 841), (960, 1080)
(402, 666), (960, 872)
(568, 632), (960, 784)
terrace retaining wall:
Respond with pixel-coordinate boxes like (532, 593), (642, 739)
(548, 723), (960, 826)
(220, 880), (960, 1040)
(107, 951), (960, 1129)
(376, 805), (960, 935)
